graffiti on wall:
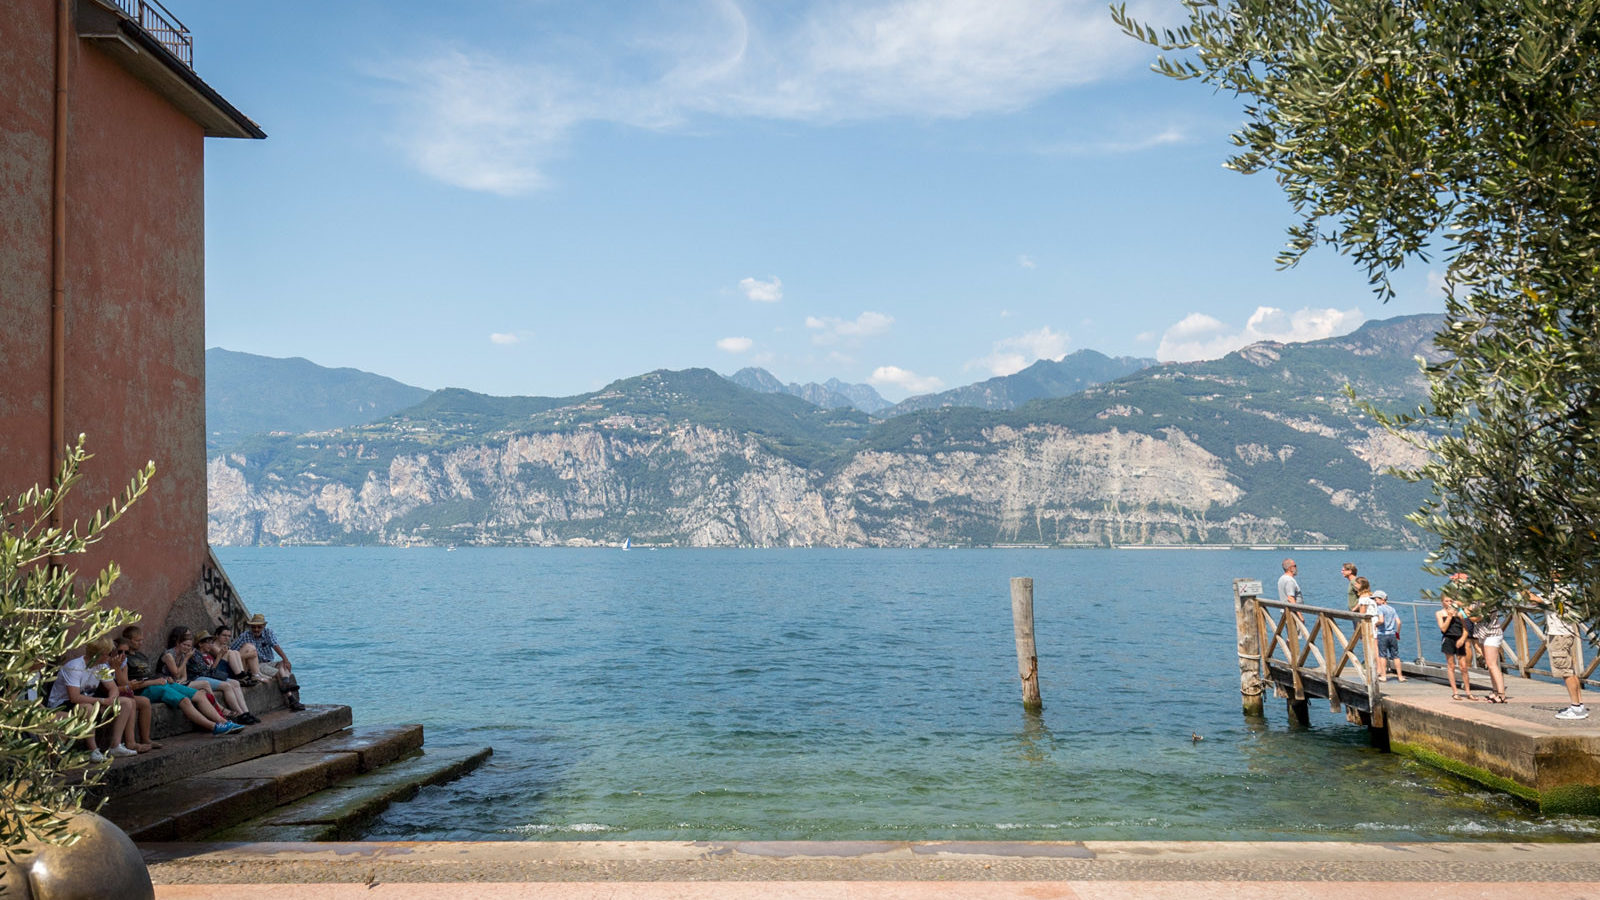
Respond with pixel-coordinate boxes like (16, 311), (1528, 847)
(201, 557), (247, 634)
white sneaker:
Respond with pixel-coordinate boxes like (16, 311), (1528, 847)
(88, 749), (106, 763)
(108, 744), (139, 757)
(1555, 705), (1591, 720)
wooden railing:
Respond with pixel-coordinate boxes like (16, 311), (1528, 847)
(1254, 599), (1383, 723)
(1387, 601), (1599, 689)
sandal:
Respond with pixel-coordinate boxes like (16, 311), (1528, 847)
(1452, 693), (1466, 700)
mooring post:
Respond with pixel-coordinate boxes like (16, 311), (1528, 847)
(1011, 577), (1042, 710)
(1233, 577), (1265, 717)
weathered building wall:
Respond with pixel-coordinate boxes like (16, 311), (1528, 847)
(2, 0), (215, 632)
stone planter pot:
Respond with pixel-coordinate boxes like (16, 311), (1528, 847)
(2, 811), (153, 900)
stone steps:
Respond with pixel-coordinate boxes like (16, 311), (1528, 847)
(208, 745), (494, 841)
(100, 723), (434, 841)
(91, 703), (352, 801)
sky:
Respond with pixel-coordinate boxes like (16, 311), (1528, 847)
(188, 0), (1445, 401)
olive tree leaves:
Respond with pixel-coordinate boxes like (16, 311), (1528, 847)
(1115, 0), (1600, 618)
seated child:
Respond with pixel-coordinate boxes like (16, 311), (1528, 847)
(161, 627), (233, 721)
(192, 633), (258, 725)
(211, 625), (260, 686)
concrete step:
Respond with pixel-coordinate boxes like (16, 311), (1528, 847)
(101, 724), (430, 842)
(207, 745), (494, 842)
(91, 704), (351, 803)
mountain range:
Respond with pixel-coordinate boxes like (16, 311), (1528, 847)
(206, 348), (430, 453)
(206, 314), (1443, 549)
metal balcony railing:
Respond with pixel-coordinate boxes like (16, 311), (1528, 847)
(106, 0), (193, 68)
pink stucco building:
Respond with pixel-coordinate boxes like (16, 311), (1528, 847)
(1, 0), (262, 631)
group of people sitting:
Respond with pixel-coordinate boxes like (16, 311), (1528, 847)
(41, 612), (302, 763)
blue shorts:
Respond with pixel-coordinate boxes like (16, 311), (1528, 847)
(1377, 633), (1400, 660)
(188, 677), (228, 692)
(138, 682), (198, 708)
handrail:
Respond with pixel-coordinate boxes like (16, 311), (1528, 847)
(1376, 599), (1597, 688)
(1254, 599), (1383, 718)
(104, 0), (193, 67)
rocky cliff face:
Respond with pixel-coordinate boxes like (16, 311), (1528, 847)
(208, 316), (1446, 549)
(209, 417), (1409, 548)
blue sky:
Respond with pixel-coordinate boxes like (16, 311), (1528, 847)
(190, 0), (1444, 400)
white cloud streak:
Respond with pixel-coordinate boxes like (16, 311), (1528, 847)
(1038, 125), (1188, 156)
(1156, 306), (1364, 362)
(716, 336), (754, 353)
(739, 276), (783, 302)
(490, 332), (527, 345)
(870, 365), (944, 394)
(805, 311), (894, 344)
(381, 0), (1162, 193)
(969, 325), (1069, 376)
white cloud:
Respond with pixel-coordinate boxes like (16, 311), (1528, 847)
(1156, 306), (1364, 362)
(1018, 254), (1036, 269)
(969, 325), (1070, 377)
(739, 276), (783, 303)
(489, 332), (526, 345)
(1039, 124), (1188, 156)
(380, 0), (1161, 193)
(716, 336), (754, 353)
(870, 365), (944, 394)
(805, 311), (894, 344)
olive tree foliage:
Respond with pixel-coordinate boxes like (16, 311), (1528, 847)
(1, 436), (151, 850)
(1114, 0), (1600, 619)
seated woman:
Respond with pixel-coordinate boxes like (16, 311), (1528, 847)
(161, 627), (234, 721)
(110, 636), (157, 752)
(46, 636), (138, 762)
(193, 633), (258, 724)
(125, 626), (242, 736)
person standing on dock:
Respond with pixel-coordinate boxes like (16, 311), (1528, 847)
(1351, 577), (1374, 614)
(1533, 590), (1589, 720)
(1343, 562), (1361, 610)
(1278, 559), (1303, 605)
(1437, 593), (1475, 700)
(1373, 591), (1404, 682)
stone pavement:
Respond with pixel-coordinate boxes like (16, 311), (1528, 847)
(144, 840), (1600, 898)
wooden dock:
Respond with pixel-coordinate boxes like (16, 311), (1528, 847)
(1233, 580), (1600, 814)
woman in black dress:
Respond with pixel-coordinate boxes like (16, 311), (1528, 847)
(1436, 595), (1474, 700)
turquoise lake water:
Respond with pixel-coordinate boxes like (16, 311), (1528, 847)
(213, 547), (1600, 842)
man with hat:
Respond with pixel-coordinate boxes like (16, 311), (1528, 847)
(230, 613), (304, 711)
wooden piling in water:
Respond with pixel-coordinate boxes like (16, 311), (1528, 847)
(1011, 577), (1042, 710)
(1233, 578), (1265, 717)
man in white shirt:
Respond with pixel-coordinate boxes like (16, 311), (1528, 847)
(46, 637), (139, 762)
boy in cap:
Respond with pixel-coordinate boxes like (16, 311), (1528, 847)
(1372, 591), (1405, 682)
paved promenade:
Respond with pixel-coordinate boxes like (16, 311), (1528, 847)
(145, 840), (1600, 898)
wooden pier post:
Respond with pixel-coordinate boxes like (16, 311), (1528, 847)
(1233, 578), (1265, 717)
(1011, 577), (1042, 710)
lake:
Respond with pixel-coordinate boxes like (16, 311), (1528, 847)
(212, 547), (1600, 842)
